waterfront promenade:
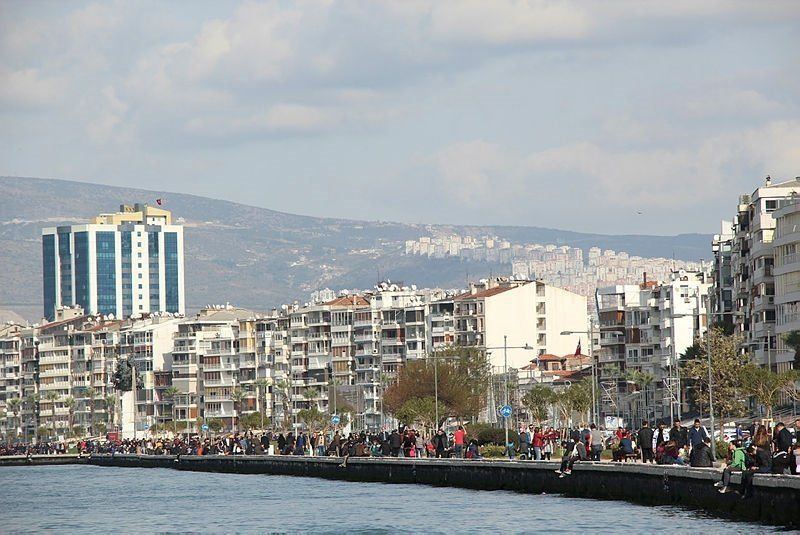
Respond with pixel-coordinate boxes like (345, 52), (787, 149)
(85, 454), (800, 528)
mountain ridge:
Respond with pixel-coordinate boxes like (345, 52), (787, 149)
(0, 176), (712, 321)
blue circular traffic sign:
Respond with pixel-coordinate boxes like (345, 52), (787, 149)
(201, 424), (209, 431)
(331, 414), (341, 425)
(498, 405), (513, 418)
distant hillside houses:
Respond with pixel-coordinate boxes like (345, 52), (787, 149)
(405, 234), (703, 310)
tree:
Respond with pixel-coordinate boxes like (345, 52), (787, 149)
(625, 370), (655, 424)
(231, 387), (246, 433)
(553, 380), (592, 427)
(297, 406), (325, 430)
(682, 327), (750, 438)
(6, 398), (21, 438)
(163, 386), (181, 435)
(239, 412), (263, 431)
(740, 365), (799, 419)
(394, 396), (440, 430)
(43, 391), (59, 438)
(84, 387), (98, 436)
(254, 379), (270, 430)
(104, 394), (117, 429)
(206, 417), (223, 433)
(63, 397), (77, 436)
(273, 379), (292, 431)
(782, 330), (800, 370)
(383, 347), (489, 426)
(523, 385), (556, 426)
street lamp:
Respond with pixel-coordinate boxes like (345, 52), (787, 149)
(484, 336), (535, 450)
(561, 326), (624, 425)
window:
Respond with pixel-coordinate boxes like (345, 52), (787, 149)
(765, 199), (778, 213)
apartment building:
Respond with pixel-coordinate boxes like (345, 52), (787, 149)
(730, 177), (800, 366)
(454, 278), (588, 371)
(41, 203), (185, 321)
(597, 271), (711, 425)
(711, 220), (734, 326)
(771, 195), (800, 372)
(118, 314), (182, 433)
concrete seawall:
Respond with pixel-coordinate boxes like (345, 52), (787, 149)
(86, 454), (800, 528)
(0, 454), (87, 467)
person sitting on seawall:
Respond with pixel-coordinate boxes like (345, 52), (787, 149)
(615, 431), (635, 462)
(466, 439), (481, 460)
(556, 438), (588, 477)
(716, 440), (747, 494)
(741, 442), (772, 498)
(658, 439), (684, 465)
(689, 437), (714, 468)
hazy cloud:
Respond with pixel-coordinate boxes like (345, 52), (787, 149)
(0, 1), (798, 234)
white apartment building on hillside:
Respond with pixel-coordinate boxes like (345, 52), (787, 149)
(454, 278), (588, 371)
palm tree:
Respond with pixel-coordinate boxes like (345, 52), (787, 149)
(163, 386), (181, 435)
(63, 397), (77, 436)
(43, 391), (59, 438)
(625, 370), (655, 425)
(254, 379), (271, 430)
(104, 394), (118, 430)
(274, 379), (291, 431)
(24, 394), (38, 441)
(84, 387), (98, 436)
(6, 398), (21, 439)
(231, 387), (246, 433)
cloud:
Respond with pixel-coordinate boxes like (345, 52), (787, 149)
(436, 141), (508, 203)
(683, 89), (784, 119)
(429, 0), (592, 45)
(0, 68), (64, 109)
(435, 119), (800, 215)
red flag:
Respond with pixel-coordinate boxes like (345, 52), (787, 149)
(574, 340), (581, 356)
(156, 198), (162, 206)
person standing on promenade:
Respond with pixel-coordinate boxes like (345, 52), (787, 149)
(433, 428), (449, 458)
(389, 428), (403, 457)
(532, 427), (544, 460)
(671, 420), (688, 452)
(638, 421), (655, 464)
(687, 419), (708, 453)
(772, 422), (793, 475)
(454, 425), (467, 458)
(793, 418), (800, 475)
(589, 424), (603, 461)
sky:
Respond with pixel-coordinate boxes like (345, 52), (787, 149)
(1, 1), (799, 235)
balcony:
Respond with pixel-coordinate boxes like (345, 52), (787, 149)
(205, 409), (235, 418)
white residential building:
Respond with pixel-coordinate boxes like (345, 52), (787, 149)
(454, 278), (588, 371)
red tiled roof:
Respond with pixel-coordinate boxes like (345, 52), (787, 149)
(323, 295), (370, 307)
(538, 353), (564, 362)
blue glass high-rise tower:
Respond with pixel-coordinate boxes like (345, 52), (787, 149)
(42, 203), (185, 321)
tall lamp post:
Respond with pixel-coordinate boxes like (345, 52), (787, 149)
(483, 336), (535, 450)
(561, 326), (624, 425)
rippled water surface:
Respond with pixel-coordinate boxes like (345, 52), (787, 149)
(0, 465), (777, 533)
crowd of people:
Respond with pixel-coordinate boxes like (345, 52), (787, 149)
(3, 417), (799, 495)
(554, 418), (800, 496)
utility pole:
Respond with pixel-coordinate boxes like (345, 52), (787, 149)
(503, 335), (509, 448)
